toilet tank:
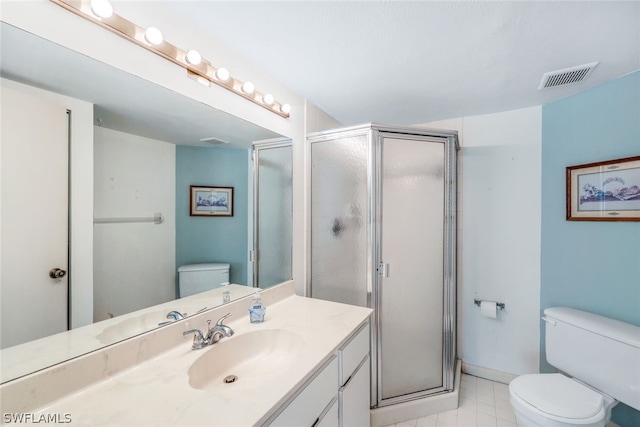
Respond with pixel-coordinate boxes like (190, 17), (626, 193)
(544, 307), (640, 410)
(178, 263), (230, 298)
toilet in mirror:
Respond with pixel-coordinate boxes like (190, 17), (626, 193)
(509, 307), (640, 427)
(178, 263), (230, 298)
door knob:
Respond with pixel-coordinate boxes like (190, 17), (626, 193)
(49, 268), (67, 279)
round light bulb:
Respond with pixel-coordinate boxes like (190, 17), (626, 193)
(144, 27), (163, 45)
(215, 67), (230, 81)
(241, 81), (255, 94)
(185, 50), (202, 66)
(262, 93), (275, 106)
(280, 103), (291, 114)
(90, 0), (113, 18)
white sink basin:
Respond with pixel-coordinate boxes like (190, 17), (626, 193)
(188, 329), (305, 390)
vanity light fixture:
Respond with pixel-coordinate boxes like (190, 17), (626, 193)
(185, 49), (202, 66)
(144, 27), (163, 45)
(215, 67), (230, 82)
(90, 0), (112, 18)
(241, 81), (255, 95)
(49, 0), (291, 118)
(262, 93), (274, 106)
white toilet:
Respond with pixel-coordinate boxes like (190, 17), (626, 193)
(178, 263), (230, 298)
(509, 307), (640, 427)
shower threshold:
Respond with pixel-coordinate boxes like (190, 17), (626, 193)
(370, 359), (461, 427)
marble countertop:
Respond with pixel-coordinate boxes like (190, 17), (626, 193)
(0, 284), (256, 384)
(32, 295), (372, 426)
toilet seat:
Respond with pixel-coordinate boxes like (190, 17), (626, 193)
(510, 374), (607, 423)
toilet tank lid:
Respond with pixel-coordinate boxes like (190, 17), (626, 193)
(544, 307), (640, 349)
(178, 263), (230, 272)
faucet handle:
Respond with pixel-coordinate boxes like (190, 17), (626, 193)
(183, 329), (205, 350)
(215, 313), (232, 326)
(183, 329), (204, 340)
(167, 311), (186, 321)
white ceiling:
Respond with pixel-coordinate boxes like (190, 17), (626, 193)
(2, 1), (638, 144)
(167, 1), (640, 126)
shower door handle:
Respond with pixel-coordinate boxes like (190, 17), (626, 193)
(377, 262), (389, 278)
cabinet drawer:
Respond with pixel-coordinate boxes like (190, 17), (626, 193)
(339, 355), (370, 427)
(269, 356), (338, 427)
(316, 397), (338, 427)
(339, 323), (369, 386)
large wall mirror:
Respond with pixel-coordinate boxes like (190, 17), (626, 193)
(0, 22), (293, 383)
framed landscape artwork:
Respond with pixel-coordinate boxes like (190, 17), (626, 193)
(566, 156), (640, 221)
(190, 186), (234, 217)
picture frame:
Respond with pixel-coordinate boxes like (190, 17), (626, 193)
(190, 185), (234, 217)
(566, 156), (640, 221)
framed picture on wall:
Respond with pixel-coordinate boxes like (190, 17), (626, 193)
(566, 156), (640, 221)
(190, 186), (234, 217)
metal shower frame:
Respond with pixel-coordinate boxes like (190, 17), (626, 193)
(306, 123), (458, 408)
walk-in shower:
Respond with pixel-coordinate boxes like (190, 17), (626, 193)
(308, 124), (458, 417)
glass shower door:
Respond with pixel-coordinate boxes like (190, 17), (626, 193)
(310, 131), (370, 307)
(377, 134), (446, 404)
(254, 142), (292, 288)
(308, 124), (458, 410)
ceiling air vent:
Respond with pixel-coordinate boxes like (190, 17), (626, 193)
(200, 136), (230, 145)
(538, 61), (599, 90)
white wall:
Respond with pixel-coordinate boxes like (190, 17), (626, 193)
(93, 127), (175, 321)
(304, 101), (342, 135)
(419, 106), (542, 379)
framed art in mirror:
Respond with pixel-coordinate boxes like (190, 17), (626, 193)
(190, 185), (234, 217)
(566, 155), (640, 221)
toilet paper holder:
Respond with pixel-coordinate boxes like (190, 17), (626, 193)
(474, 299), (505, 310)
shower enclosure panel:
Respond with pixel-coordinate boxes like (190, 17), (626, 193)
(308, 124), (457, 409)
(309, 129), (372, 308)
(253, 140), (293, 289)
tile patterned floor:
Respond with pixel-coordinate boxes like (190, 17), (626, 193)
(383, 374), (518, 427)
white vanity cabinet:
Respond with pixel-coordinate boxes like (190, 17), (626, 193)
(338, 323), (370, 427)
(268, 357), (339, 427)
(266, 322), (371, 427)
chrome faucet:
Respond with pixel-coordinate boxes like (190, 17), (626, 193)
(183, 313), (234, 350)
(166, 311), (186, 321)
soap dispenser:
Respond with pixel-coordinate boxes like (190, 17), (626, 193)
(248, 290), (266, 323)
(222, 282), (231, 304)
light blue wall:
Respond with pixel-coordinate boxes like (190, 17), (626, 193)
(176, 146), (249, 292)
(541, 71), (640, 425)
